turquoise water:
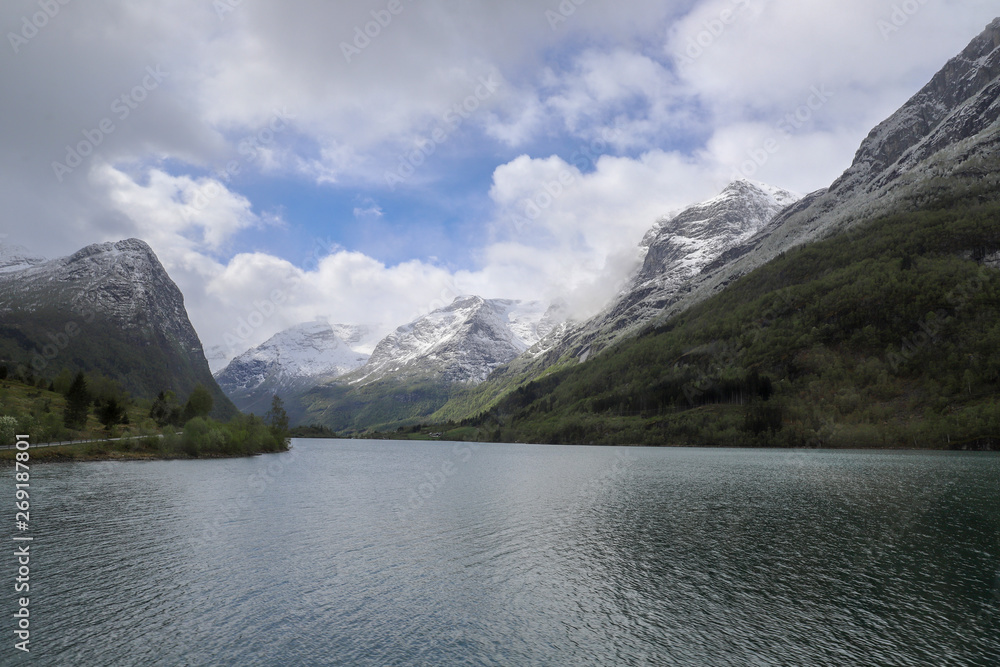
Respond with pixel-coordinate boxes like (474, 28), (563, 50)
(5, 441), (999, 665)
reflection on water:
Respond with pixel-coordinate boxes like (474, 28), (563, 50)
(5, 442), (999, 665)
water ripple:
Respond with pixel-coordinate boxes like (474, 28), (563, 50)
(3, 444), (998, 665)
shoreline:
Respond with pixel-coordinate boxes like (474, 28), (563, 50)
(0, 437), (291, 464)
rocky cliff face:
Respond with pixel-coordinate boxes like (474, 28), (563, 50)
(0, 238), (236, 415)
(605, 180), (799, 335)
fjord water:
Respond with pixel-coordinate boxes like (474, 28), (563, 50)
(9, 441), (999, 666)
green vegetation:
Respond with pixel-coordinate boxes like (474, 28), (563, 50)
(0, 310), (237, 420)
(298, 375), (457, 434)
(0, 413), (288, 462)
(0, 370), (290, 459)
(426, 196), (1000, 449)
(0, 371), (140, 445)
(63, 371), (91, 430)
(288, 423), (340, 438)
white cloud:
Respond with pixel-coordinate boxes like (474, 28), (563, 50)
(93, 163), (261, 253)
(2, 0), (998, 365)
(353, 202), (384, 220)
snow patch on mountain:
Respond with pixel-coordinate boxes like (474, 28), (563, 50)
(0, 243), (46, 274)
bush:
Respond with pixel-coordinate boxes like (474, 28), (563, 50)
(0, 416), (18, 447)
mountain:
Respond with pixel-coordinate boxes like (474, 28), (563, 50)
(668, 16), (1000, 318)
(430, 18), (1000, 449)
(431, 180), (799, 422)
(215, 320), (370, 415)
(0, 238), (237, 417)
(0, 244), (46, 273)
(296, 296), (564, 431)
(351, 296), (559, 385)
(567, 180), (799, 357)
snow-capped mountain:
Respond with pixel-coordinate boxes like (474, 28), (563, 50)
(215, 321), (371, 414)
(347, 296), (565, 385)
(519, 180), (799, 365)
(670, 16), (1000, 316)
(0, 238), (235, 414)
(0, 238), (201, 350)
(610, 180), (799, 333)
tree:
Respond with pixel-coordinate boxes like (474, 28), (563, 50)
(52, 368), (74, 394)
(0, 416), (18, 447)
(0, 365), (7, 380)
(63, 372), (90, 430)
(181, 385), (214, 423)
(265, 395), (289, 438)
(96, 397), (127, 432)
(149, 391), (173, 427)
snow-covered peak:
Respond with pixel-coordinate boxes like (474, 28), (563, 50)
(0, 243), (45, 273)
(218, 321), (369, 384)
(214, 320), (371, 413)
(351, 295), (565, 385)
(535, 181), (801, 365)
(732, 179), (802, 209)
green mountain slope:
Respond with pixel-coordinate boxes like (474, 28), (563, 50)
(296, 374), (457, 434)
(458, 184), (1000, 449)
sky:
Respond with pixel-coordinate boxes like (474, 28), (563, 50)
(1, 0), (997, 367)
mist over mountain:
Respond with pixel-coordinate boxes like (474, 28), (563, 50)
(285, 297), (565, 431)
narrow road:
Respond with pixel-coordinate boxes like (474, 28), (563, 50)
(0, 434), (171, 450)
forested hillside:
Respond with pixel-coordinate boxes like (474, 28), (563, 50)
(456, 187), (1000, 449)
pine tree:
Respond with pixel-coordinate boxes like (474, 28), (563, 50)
(265, 395), (289, 437)
(63, 372), (90, 430)
(149, 391), (172, 426)
(96, 397), (127, 431)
